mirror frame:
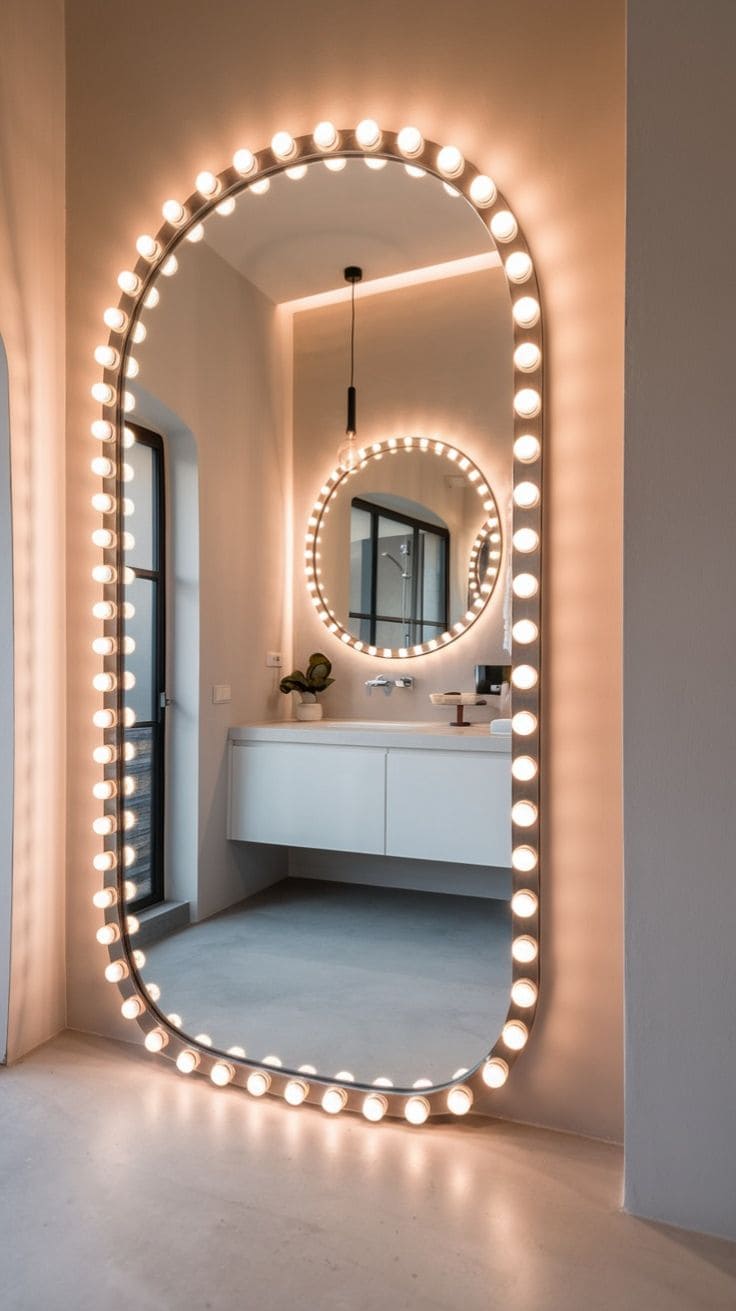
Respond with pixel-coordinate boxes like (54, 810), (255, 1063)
(89, 121), (543, 1125)
(307, 438), (503, 657)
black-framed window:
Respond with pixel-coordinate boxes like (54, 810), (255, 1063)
(349, 497), (449, 647)
(124, 425), (166, 911)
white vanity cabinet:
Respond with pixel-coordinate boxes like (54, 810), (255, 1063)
(228, 723), (512, 869)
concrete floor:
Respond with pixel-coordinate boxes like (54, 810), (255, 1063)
(2, 1034), (736, 1311)
(145, 879), (511, 1086)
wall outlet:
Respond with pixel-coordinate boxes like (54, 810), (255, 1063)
(212, 684), (231, 704)
(266, 652), (283, 668)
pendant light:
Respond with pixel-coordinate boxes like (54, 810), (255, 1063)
(336, 265), (363, 471)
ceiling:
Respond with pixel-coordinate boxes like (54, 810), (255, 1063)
(202, 158), (492, 304)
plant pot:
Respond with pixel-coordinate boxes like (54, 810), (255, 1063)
(295, 702), (323, 722)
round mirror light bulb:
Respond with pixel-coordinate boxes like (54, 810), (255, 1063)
(210, 1061), (234, 1087)
(505, 251), (533, 283)
(121, 996), (143, 1020)
(233, 148), (256, 176)
(186, 223), (205, 243)
(176, 1050), (200, 1074)
(94, 345), (118, 369)
(514, 343), (541, 373)
(513, 528), (539, 554)
(271, 131), (296, 160)
(397, 126), (424, 158)
(447, 1085), (473, 1116)
(362, 1094), (388, 1122)
(246, 1070), (271, 1097)
(143, 286), (160, 309)
(511, 755), (538, 782)
(511, 799), (538, 827)
(404, 1096), (430, 1125)
(436, 145), (464, 177)
(514, 388), (542, 419)
(512, 934), (539, 964)
(512, 618), (538, 645)
(513, 482), (540, 510)
(136, 234), (159, 260)
(512, 711), (537, 736)
(323, 158), (346, 172)
(161, 255), (178, 278)
(117, 270), (140, 296)
(162, 199), (186, 225)
(91, 382), (115, 406)
(103, 307), (127, 332)
(93, 850), (116, 871)
(321, 1086), (348, 1115)
(313, 121), (338, 151)
(512, 297), (541, 328)
(490, 210), (518, 242)
(104, 960), (127, 983)
(216, 197), (236, 216)
(512, 848), (538, 875)
(355, 119), (381, 149)
(284, 1079), (309, 1106)
(96, 923), (119, 946)
(91, 420), (114, 442)
(482, 1058), (509, 1089)
(512, 573), (539, 600)
(469, 174), (497, 207)
(250, 178), (271, 194)
(502, 1020), (529, 1051)
(511, 978), (538, 1008)
(195, 170), (220, 197)
(285, 165), (308, 180)
(145, 1029), (168, 1054)
(512, 665), (538, 691)
(511, 887), (538, 915)
(92, 888), (116, 910)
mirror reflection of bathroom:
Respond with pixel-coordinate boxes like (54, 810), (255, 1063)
(123, 157), (514, 1088)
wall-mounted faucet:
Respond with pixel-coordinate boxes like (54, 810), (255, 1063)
(365, 674), (414, 696)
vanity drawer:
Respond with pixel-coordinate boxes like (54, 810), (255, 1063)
(385, 749), (511, 867)
(228, 741), (386, 855)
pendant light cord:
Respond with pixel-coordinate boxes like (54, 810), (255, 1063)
(349, 275), (356, 389)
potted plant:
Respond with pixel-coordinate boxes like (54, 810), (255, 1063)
(279, 652), (335, 721)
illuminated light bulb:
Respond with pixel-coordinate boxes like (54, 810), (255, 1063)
(366, 157), (387, 170)
(123, 391), (136, 412)
(511, 665), (538, 691)
(405, 164), (425, 178)
(131, 321), (147, 344)
(405, 1096), (430, 1125)
(210, 1061), (235, 1087)
(92, 888), (116, 910)
(123, 745), (136, 765)
(362, 1094), (388, 1122)
(94, 345), (119, 369)
(91, 457), (114, 480)
(271, 131), (297, 160)
(123, 880), (136, 900)
(397, 126), (423, 158)
(337, 435), (360, 472)
(250, 177), (271, 194)
(122, 671), (136, 692)
(93, 709), (115, 729)
(284, 1079), (309, 1106)
(512, 573), (538, 600)
(503, 1020), (528, 1051)
(145, 983), (161, 1002)
(92, 816), (115, 837)
(313, 121), (338, 151)
(186, 223), (205, 243)
(334, 1070), (354, 1083)
(285, 164), (307, 180)
(92, 493), (114, 514)
(511, 887), (538, 914)
(246, 1070), (271, 1097)
(161, 255), (178, 277)
(512, 934), (538, 964)
(92, 671), (115, 691)
(513, 481), (540, 509)
(194, 1032), (212, 1047)
(143, 286), (159, 309)
(93, 849), (116, 870)
(121, 996), (144, 1020)
(162, 199), (187, 225)
(490, 210), (518, 242)
(513, 297), (541, 330)
(215, 196), (236, 216)
(373, 1077), (394, 1088)
(91, 382), (115, 406)
(322, 1086), (348, 1115)
(168, 1014), (182, 1030)
(177, 1049), (200, 1074)
(105, 960), (127, 983)
(511, 978), (538, 1008)
(126, 912), (140, 934)
(355, 118), (381, 149)
(262, 1054), (283, 1068)
(222, 1046), (244, 1059)
(512, 800), (538, 828)
(514, 342), (541, 372)
(447, 1085), (473, 1116)
(443, 183), (460, 198)
(132, 949), (146, 968)
(96, 923), (119, 946)
(233, 148), (256, 176)
(91, 419), (115, 442)
(436, 145), (464, 177)
(117, 271), (141, 296)
(122, 707), (136, 727)
(513, 528), (539, 553)
(103, 307), (127, 332)
(145, 1028), (169, 1054)
(505, 251), (533, 283)
(136, 234), (159, 260)
(92, 780), (116, 801)
(469, 174), (497, 207)
(91, 535), (114, 554)
(298, 1064), (317, 1076)
(512, 755), (538, 782)
(195, 170), (220, 197)
(482, 1057), (509, 1089)
(514, 388), (542, 419)
(323, 157), (346, 172)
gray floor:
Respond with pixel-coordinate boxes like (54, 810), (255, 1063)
(3, 1033), (736, 1311)
(145, 878), (511, 1086)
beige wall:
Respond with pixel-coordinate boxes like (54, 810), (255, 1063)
(0, 0), (67, 1060)
(292, 268), (513, 715)
(65, 0), (625, 1138)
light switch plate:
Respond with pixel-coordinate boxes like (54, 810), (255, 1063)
(212, 684), (231, 704)
(266, 652), (283, 667)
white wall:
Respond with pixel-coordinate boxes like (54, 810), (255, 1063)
(0, 339), (12, 1061)
(625, 0), (736, 1240)
(292, 268), (513, 718)
(0, 0), (66, 1060)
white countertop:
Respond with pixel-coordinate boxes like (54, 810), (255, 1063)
(228, 720), (511, 753)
